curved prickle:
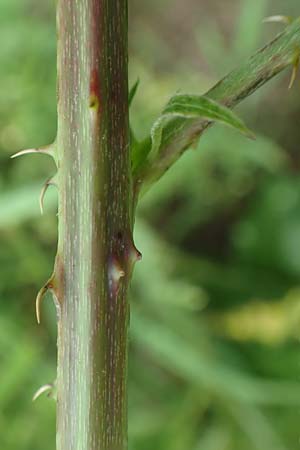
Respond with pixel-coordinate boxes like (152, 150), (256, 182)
(288, 55), (300, 89)
(11, 145), (53, 159)
(39, 175), (58, 215)
(11, 142), (58, 166)
(32, 383), (53, 402)
(35, 276), (55, 324)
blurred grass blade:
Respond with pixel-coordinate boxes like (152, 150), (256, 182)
(228, 403), (287, 450)
(0, 184), (57, 227)
(234, 0), (268, 57)
(132, 312), (300, 406)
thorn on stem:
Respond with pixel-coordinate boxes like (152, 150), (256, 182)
(288, 56), (299, 89)
(39, 175), (58, 215)
(128, 241), (142, 266)
(32, 384), (53, 402)
(11, 144), (55, 160)
(36, 277), (54, 324)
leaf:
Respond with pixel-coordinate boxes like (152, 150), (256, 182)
(131, 138), (151, 173)
(150, 116), (166, 159)
(129, 79), (141, 170)
(129, 78), (140, 107)
(149, 94), (255, 161)
(165, 94), (255, 138)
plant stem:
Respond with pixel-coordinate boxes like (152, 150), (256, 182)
(55, 1), (135, 449)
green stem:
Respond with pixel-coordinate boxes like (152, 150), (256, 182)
(55, 1), (135, 449)
(136, 18), (300, 194)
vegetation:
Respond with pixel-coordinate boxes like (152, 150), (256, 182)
(1, 1), (300, 449)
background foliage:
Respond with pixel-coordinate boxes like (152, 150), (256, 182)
(1, 1), (300, 449)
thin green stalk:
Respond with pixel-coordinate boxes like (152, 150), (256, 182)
(135, 18), (300, 194)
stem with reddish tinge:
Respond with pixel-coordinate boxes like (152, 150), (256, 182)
(55, 1), (135, 449)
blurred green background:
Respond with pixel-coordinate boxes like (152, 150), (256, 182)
(1, 1), (300, 449)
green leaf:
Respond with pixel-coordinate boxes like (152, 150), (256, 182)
(129, 78), (141, 170)
(164, 94), (255, 138)
(149, 94), (255, 161)
(131, 137), (151, 173)
(129, 78), (140, 107)
(150, 116), (166, 159)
